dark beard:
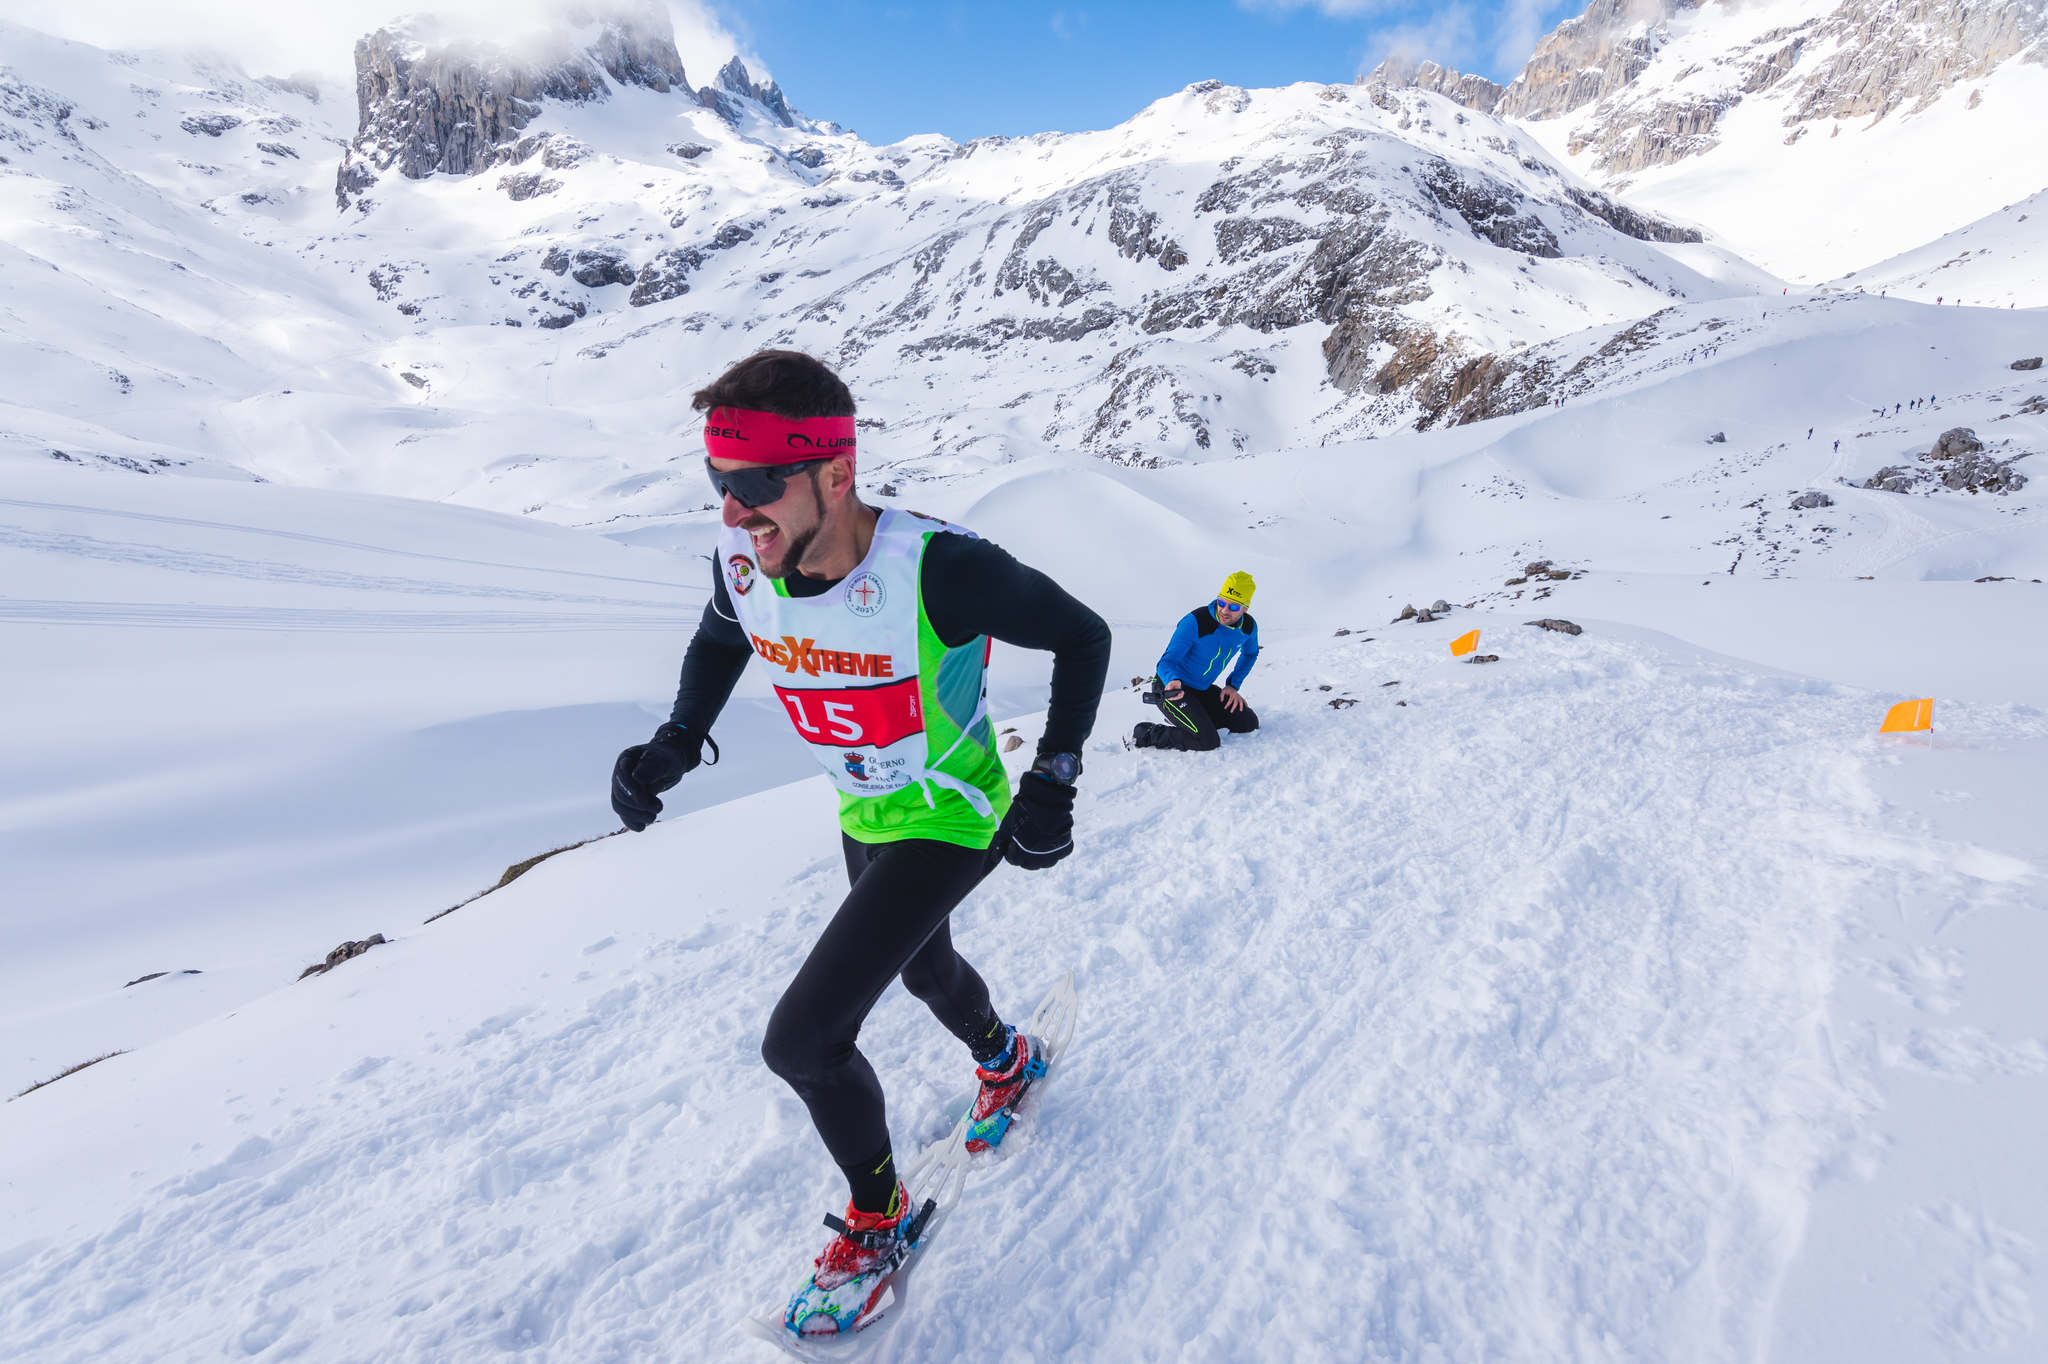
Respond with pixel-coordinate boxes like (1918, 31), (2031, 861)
(759, 472), (826, 579)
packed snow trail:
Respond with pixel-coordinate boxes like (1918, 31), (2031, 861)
(12, 616), (2037, 1361)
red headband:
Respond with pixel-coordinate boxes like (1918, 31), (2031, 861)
(702, 407), (857, 466)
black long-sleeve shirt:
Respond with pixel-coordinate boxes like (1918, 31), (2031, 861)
(670, 529), (1111, 759)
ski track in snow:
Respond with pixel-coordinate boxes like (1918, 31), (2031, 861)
(8, 626), (2038, 1362)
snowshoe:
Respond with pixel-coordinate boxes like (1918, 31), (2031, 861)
(780, 1184), (934, 1338)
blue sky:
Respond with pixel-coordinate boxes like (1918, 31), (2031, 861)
(712, 0), (1581, 144)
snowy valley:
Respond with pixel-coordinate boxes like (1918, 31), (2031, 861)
(3, 1), (2047, 1360)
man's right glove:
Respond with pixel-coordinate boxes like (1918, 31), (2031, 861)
(999, 770), (1076, 870)
(611, 722), (716, 832)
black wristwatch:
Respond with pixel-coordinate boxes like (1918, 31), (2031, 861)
(1031, 751), (1082, 786)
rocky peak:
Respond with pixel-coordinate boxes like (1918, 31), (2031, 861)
(1497, 0), (1695, 122)
(1377, 0), (2048, 180)
(335, 0), (689, 208)
(701, 56), (795, 127)
(1363, 56), (1505, 115)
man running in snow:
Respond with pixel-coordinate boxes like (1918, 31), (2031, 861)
(608, 349), (1110, 1336)
(1131, 571), (1261, 751)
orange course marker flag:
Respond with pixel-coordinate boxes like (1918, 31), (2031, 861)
(1450, 629), (1480, 657)
(1880, 698), (1933, 733)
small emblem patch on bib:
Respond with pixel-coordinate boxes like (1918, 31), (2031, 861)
(844, 570), (887, 617)
(728, 553), (757, 596)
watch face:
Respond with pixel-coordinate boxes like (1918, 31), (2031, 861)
(1042, 752), (1080, 784)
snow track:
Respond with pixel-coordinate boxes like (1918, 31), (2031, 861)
(11, 620), (2025, 1362)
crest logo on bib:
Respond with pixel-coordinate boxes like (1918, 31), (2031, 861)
(842, 751), (869, 781)
(844, 570), (887, 617)
(728, 553), (757, 597)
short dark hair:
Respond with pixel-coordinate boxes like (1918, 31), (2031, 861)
(691, 350), (854, 419)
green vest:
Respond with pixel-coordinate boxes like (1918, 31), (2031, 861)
(717, 508), (1011, 848)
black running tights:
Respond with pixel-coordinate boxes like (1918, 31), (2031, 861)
(761, 835), (1008, 1208)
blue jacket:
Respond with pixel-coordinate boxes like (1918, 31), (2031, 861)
(1156, 605), (1259, 690)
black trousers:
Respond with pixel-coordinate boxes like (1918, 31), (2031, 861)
(1151, 684), (1260, 750)
(760, 835), (1005, 1190)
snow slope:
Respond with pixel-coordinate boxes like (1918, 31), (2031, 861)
(3, 283), (2046, 1359)
(1834, 188), (2048, 309)
(3, 604), (2042, 1362)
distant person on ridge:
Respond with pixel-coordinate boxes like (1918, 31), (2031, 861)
(606, 349), (1110, 1337)
(1130, 572), (1262, 752)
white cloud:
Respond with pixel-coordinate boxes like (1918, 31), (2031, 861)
(0, 0), (757, 87)
(1491, 0), (1561, 72)
(1358, 3), (1480, 79)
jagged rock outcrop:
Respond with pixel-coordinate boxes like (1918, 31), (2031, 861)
(543, 246), (637, 288)
(1379, 0), (2048, 178)
(700, 56), (794, 127)
(1364, 57), (1505, 115)
(335, 1), (690, 207)
(1500, 0), (1691, 121)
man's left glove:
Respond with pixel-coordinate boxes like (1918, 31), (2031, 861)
(611, 722), (716, 832)
(999, 770), (1075, 870)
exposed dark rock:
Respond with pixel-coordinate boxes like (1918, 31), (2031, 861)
(256, 141), (298, 159)
(1707, 431), (1726, 443)
(1790, 490), (1833, 509)
(788, 145), (827, 168)
(399, 371), (428, 389)
(1561, 187), (1703, 244)
(1467, 654), (1501, 663)
(337, 3), (690, 207)
(1526, 618), (1583, 635)
(701, 56), (794, 127)
(543, 245), (637, 287)
(1938, 451), (2027, 494)
(2011, 356), (2043, 371)
(499, 172), (561, 201)
(629, 246), (705, 305)
(1213, 216), (1317, 263)
(124, 969), (202, 987)
(298, 934), (388, 981)
(1929, 426), (1983, 460)
(180, 113), (241, 137)
(1862, 463), (1921, 493)
(668, 141), (709, 160)
(1367, 57), (1505, 114)
(1420, 159), (1560, 257)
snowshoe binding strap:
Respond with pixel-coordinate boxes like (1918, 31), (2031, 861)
(822, 1213), (897, 1251)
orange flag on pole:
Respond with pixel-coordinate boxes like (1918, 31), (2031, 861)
(1880, 698), (1933, 733)
(1450, 629), (1480, 657)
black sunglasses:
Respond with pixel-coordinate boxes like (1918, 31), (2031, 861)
(705, 457), (832, 509)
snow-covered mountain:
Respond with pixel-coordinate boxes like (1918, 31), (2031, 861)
(4, 285), (2045, 1361)
(2, 5), (1780, 532)
(5, 7), (2048, 1358)
(1378, 0), (2048, 280)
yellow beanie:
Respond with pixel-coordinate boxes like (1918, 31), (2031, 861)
(1218, 570), (1256, 606)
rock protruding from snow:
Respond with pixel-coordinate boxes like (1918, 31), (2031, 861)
(335, 1), (691, 207)
(1862, 426), (2030, 495)
(1931, 426), (1985, 461)
(1526, 618), (1584, 634)
(1498, 0), (1688, 123)
(1790, 491), (1833, 510)
(2013, 356), (2044, 371)
(700, 56), (794, 127)
(298, 934), (388, 981)
(1364, 57), (1505, 115)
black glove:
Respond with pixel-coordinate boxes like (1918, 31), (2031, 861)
(999, 771), (1075, 870)
(611, 722), (717, 832)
